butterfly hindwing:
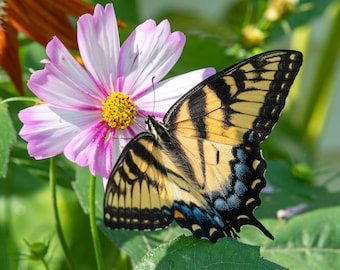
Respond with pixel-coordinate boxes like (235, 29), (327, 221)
(165, 134), (272, 240)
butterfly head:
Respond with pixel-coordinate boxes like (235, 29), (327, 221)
(145, 115), (169, 143)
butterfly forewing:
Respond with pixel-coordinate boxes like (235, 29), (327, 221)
(104, 134), (174, 230)
(166, 50), (302, 145)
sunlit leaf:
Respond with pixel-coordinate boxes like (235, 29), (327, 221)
(136, 237), (286, 270)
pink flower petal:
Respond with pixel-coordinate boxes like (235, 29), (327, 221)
(135, 67), (216, 118)
(88, 126), (134, 178)
(64, 122), (106, 167)
(117, 19), (185, 97)
(18, 104), (101, 159)
(77, 4), (120, 95)
(87, 124), (113, 178)
(65, 122), (135, 178)
(28, 37), (104, 108)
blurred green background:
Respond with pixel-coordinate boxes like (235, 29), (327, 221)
(1, 0), (340, 269)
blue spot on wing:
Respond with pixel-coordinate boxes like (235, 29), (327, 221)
(236, 148), (247, 162)
(234, 163), (251, 180)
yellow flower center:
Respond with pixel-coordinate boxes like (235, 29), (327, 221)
(102, 92), (137, 129)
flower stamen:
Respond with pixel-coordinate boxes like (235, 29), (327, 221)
(102, 92), (137, 129)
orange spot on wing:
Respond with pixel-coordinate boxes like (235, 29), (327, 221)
(174, 210), (184, 219)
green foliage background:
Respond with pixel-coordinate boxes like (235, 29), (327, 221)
(1, 0), (340, 269)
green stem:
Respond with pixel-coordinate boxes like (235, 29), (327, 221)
(0, 97), (38, 104)
(89, 174), (104, 270)
(41, 258), (50, 270)
(301, 3), (340, 146)
(49, 158), (76, 270)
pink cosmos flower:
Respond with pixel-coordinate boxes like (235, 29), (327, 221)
(18, 3), (215, 178)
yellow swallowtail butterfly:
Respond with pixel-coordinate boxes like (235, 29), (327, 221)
(104, 50), (303, 242)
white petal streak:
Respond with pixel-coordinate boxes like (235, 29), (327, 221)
(78, 4), (120, 94)
(28, 37), (103, 108)
(118, 19), (185, 97)
(18, 105), (100, 159)
(102, 177), (109, 190)
(136, 67), (216, 117)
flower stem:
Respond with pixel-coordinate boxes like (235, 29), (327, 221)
(0, 96), (38, 104)
(49, 158), (76, 270)
(89, 174), (104, 270)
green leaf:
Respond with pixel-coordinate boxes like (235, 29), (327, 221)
(258, 161), (340, 217)
(136, 236), (286, 270)
(0, 102), (17, 177)
(99, 223), (185, 265)
(72, 167), (104, 216)
(263, 206), (340, 269)
(9, 141), (75, 189)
